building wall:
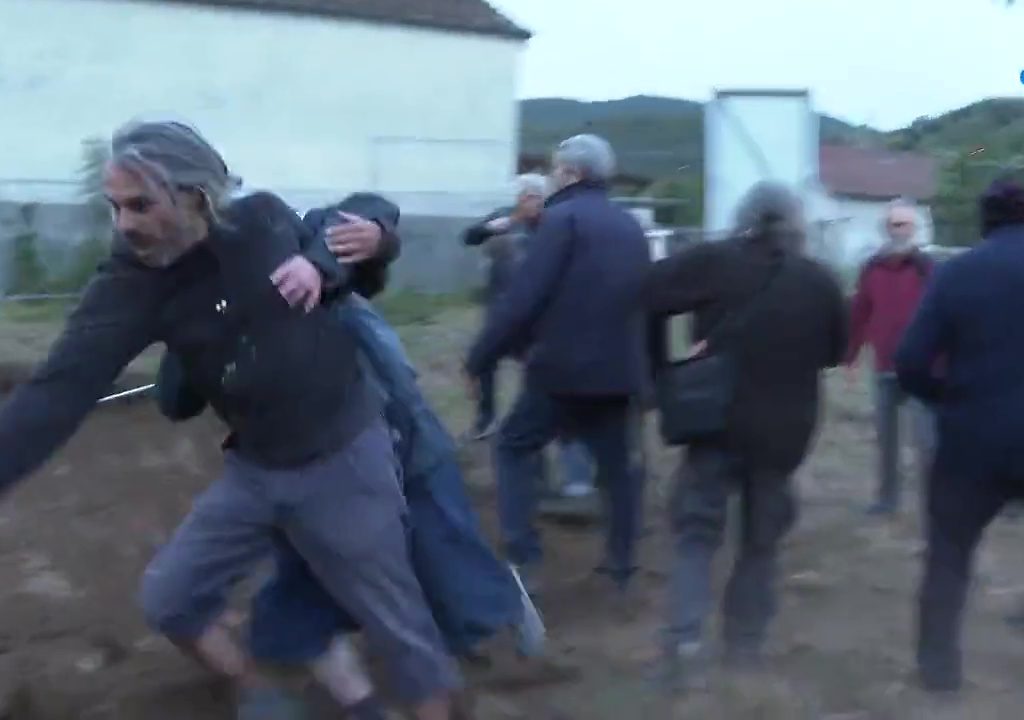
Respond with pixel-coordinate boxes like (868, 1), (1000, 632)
(806, 188), (934, 270)
(0, 199), (486, 294)
(0, 0), (523, 211)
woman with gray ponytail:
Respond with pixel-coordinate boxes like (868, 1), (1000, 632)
(0, 120), (461, 720)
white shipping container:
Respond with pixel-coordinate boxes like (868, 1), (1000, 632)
(703, 89), (820, 235)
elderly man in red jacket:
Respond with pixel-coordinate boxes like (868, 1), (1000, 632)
(846, 198), (937, 517)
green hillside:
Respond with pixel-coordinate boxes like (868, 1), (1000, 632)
(520, 95), (1023, 179)
(518, 95), (1024, 240)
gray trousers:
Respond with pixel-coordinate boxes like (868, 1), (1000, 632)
(875, 373), (936, 513)
(139, 421), (461, 704)
(665, 445), (796, 651)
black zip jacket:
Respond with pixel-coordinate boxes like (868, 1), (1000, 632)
(0, 191), (397, 493)
(156, 192), (402, 422)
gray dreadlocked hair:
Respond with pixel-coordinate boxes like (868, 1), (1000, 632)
(732, 181), (807, 253)
(109, 120), (242, 222)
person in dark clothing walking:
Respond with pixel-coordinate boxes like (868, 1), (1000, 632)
(646, 182), (847, 691)
(462, 174), (597, 502)
(847, 198), (936, 516)
(465, 134), (651, 594)
(0, 121), (459, 720)
(895, 178), (1024, 693)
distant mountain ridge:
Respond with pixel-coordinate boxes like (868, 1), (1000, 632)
(518, 94), (1024, 180)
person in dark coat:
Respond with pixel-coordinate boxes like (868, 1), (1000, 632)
(465, 134), (651, 594)
(462, 174), (597, 502)
(846, 198), (936, 516)
(0, 121), (460, 720)
(895, 177), (1024, 693)
(645, 182), (847, 691)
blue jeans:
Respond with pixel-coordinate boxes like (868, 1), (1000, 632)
(495, 380), (644, 586)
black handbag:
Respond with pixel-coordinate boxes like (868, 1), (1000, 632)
(655, 259), (784, 446)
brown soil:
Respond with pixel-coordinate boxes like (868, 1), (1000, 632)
(1, 308), (1022, 719)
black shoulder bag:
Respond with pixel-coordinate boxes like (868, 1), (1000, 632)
(655, 258), (784, 446)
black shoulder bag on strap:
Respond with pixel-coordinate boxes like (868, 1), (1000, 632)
(655, 257), (785, 446)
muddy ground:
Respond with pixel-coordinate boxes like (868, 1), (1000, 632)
(1, 305), (1023, 719)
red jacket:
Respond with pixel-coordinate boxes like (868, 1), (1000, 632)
(846, 250), (933, 372)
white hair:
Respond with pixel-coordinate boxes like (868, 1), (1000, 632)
(516, 173), (549, 198)
(880, 196), (918, 236)
(554, 134), (616, 182)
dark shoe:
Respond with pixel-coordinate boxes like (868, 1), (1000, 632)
(917, 654), (963, 695)
(918, 668), (962, 694)
(722, 644), (765, 671)
(345, 696), (388, 720)
(237, 687), (309, 720)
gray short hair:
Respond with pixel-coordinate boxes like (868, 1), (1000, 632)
(554, 134), (616, 181)
(516, 173), (549, 198)
(109, 120), (240, 217)
(733, 181), (806, 252)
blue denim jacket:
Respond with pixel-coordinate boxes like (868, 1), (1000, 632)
(339, 294), (457, 480)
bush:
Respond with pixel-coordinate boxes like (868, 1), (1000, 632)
(6, 232), (49, 296)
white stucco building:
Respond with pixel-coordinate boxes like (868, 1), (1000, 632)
(808, 145), (937, 268)
(0, 0), (530, 215)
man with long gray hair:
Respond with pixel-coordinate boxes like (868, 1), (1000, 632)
(646, 181), (847, 691)
(0, 120), (461, 720)
(465, 134), (651, 597)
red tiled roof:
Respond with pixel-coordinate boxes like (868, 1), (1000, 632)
(819, 144), (937, 201)
(143, 0), (531, 39)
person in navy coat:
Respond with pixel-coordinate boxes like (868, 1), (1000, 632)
(895, 177), (1024, 693)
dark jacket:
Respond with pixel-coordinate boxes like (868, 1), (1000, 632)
(0, 192), (394, 494)
(466, 180), (651, 397)
(895, 224), (1024, 474)
(462, 207), (537, 304)
(646, 237), (848, 473)
(156, 192), (402, 421)
(846, 249), (933, 372)
(303, 192), (401, 299)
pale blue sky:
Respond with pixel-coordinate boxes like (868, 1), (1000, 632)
(488, 0), (1024, 130)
